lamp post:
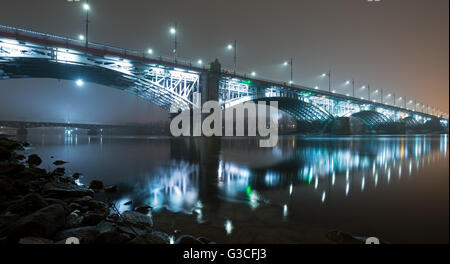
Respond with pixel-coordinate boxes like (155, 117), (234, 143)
(170, 23), (178, 62)
(283, 58), (294, 85)
(322, 71), (331, 92)
(83, 1), (90, 49)
(227, 41), (237, 74)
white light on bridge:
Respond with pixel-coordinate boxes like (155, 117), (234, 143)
(387, 94), (392, 97)
(283, 61), (289, 66)
(346, 93), (350, 96)
(321, 73), (327, 77)
(227, 44), (233, 50)
(251, 72), (256, 77)
(83, 4), (90, 11)
(170, 27), (176, 34)
(197, 59), (203, 65)
(332, 90), (336, 93)
(76, 79), (84, 87)
(78, 35), (85, 40)
(147, 49), (153, 55)
(361, 97), (364, 99)
(315, 86), (319, 90)
(345, 81), (351, 85)
(361, 86), (366, 89)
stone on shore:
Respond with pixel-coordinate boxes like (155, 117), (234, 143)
(6, 193), (48, 216)
(89, 180), (104, 190)
(26, 154), (42, 167)
(175, 234), (204, 244)
(18, 237), (54, 244)
(120, 210), (153, 230)
(53, 160), (68, 166)
(7, 204), (66, 239)
(42, 181), (94, 198)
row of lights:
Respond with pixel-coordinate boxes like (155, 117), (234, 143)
(73, 2), (446, 118)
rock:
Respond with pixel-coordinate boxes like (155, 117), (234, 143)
(42, 181), (94, 198)
(175, 235), (204, 244)
(53, 160), (68, 166)
(72, 173), (82, 180)
(0, 146), (11, 161)
(13, 154), (26, 161)
(104, 185), (117, 193)
(128, 233), (168, 244)
(197, 236), (212, 244)
(135, 205), (152, 215)
(326, 231), (364, 244)
(0, 164), (25, 175)
(50, 168), (66, 177)
(6, 193), (48, 216)
(120, 211), (153, 230)
(18, 237), (54, 244)
(43, 198), (69, 213)
(7, 204), (66, 239)
(54, 226), (99, 244)
(88, 180), (104, 190)
(0, 138), (22, 151)
(68, 203), (82, 211)
(81, 211), (105, 226)
(66, 210), (84, 228)
(26, 154), (42, 167)
(95, 230), (131, 244)
(86, 200), (107, 211)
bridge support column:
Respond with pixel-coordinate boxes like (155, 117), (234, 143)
(199, 59), (220, 104)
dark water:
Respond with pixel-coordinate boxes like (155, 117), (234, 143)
(14, 130), (449, 243)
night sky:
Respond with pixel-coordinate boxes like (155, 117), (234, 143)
(0, 0), (448, 124)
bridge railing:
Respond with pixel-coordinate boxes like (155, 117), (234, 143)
(0, 24), (207, 71)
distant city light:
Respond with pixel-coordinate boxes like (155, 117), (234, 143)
(83, 3), (90, 11)
(170, 27), (176, 34)
(283, 61), (289, 66)
(321, 73), (327, 77)
(315, 86), (319, 90)
(197, 59), (203, 65)
(345, 80), (351, 85)
(227, 44), (233, 50)
(251, 72), (256, 77)
(78, 35), (85, 40)
(147, 48), (153, 54)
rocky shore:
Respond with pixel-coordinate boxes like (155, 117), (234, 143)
(0, 137), (212, 244)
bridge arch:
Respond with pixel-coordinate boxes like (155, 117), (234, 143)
(350, 110), (401, 133)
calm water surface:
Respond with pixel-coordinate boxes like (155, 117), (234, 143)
(15, 131), (449, 243)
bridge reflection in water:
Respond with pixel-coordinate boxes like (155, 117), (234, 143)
(108, 135), (448, 219)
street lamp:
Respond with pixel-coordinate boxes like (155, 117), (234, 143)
(251, 71), (256, 77)
(197, 59), (203, 65)
(283, 58), (294, 85)
(321, 71), (331, 92)
(345, 79), (355, 97)
(170, 23), (178, 62)
(78, 35), (85, 41)
(82, 1), (90, 49)
(147, 49), (153, 55)
(227, 40), (237, 74)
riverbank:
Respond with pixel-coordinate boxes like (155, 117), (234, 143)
(0, 137), (213, 244)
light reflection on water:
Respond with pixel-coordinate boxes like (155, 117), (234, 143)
(18, 131), (449, 242)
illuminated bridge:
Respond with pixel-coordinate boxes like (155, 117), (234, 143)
(0, 25), (448, 134)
